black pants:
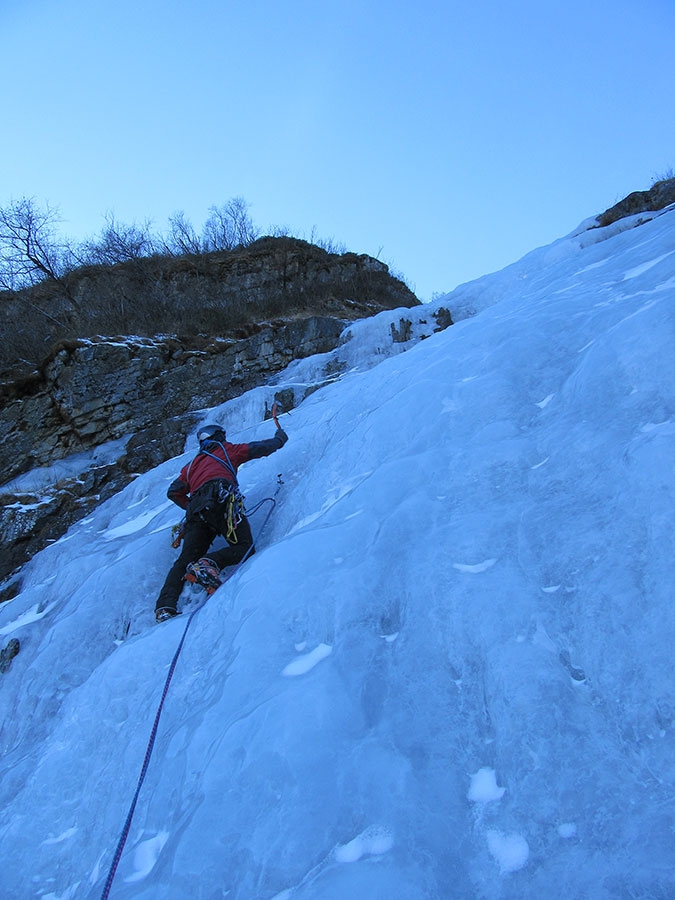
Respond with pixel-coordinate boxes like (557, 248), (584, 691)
(155, 515), (255, 613)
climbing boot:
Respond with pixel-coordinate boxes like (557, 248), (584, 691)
(185, 557), (222, 595)
(156, 607), (180, 624)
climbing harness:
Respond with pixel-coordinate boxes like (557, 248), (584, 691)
(100, 475), (283, 899)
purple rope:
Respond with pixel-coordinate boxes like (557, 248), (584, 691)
(100, 612), (195, 899)
(100, 493), (279, 898)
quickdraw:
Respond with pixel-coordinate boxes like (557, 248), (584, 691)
(171, 519), (186, 548)
(219, 482), (245, 543)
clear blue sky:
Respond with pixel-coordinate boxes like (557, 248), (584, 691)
(2, 0), (674, 300)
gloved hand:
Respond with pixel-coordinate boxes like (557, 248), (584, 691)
(276, 427), (288, 446)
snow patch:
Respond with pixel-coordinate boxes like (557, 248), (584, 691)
(41, 827), (77, 846)
(103, 506), (169, 540)
(453, 559), (497, 574)
(282, 643), (333, 677)
(3, 437), (129, 494)
(467, 768), (506, 803)
(623, 251), (675, 280)
(486, 829), (529, 873)
(41, 884), (81, 900)
(0, 601), (58, 636)
(124, 831), (170, 883)
(334, 825), (394, 862)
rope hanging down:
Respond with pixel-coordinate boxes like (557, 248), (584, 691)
(100, 480), (282, 899)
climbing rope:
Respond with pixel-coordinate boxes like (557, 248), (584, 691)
(99, 613), (194, 900)
(100, 479), (282, 899)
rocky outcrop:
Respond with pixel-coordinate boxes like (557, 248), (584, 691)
(0, 638), (20, 673)
(1, 237), (420, 378)
(596, 177), (675, 227)
(1, 317), (346, 484)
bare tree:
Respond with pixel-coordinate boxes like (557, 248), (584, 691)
(0, 197), (71, 290)
(82, 212), (157, 265)
(202, 197), (259, 251)
(164, 210), (203, 256)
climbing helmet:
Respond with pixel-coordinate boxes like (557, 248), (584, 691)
(197, 424), (226, 445)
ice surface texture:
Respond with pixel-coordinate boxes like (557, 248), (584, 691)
(1, 207), (675, 898)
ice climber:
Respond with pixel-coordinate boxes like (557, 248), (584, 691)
(155, 418), (288, 623)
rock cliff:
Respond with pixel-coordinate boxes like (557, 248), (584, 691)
(1, 318), (346, 484)
(1, 236), (418, 377)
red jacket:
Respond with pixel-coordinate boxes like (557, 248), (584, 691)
(168, 432), (286, 510)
